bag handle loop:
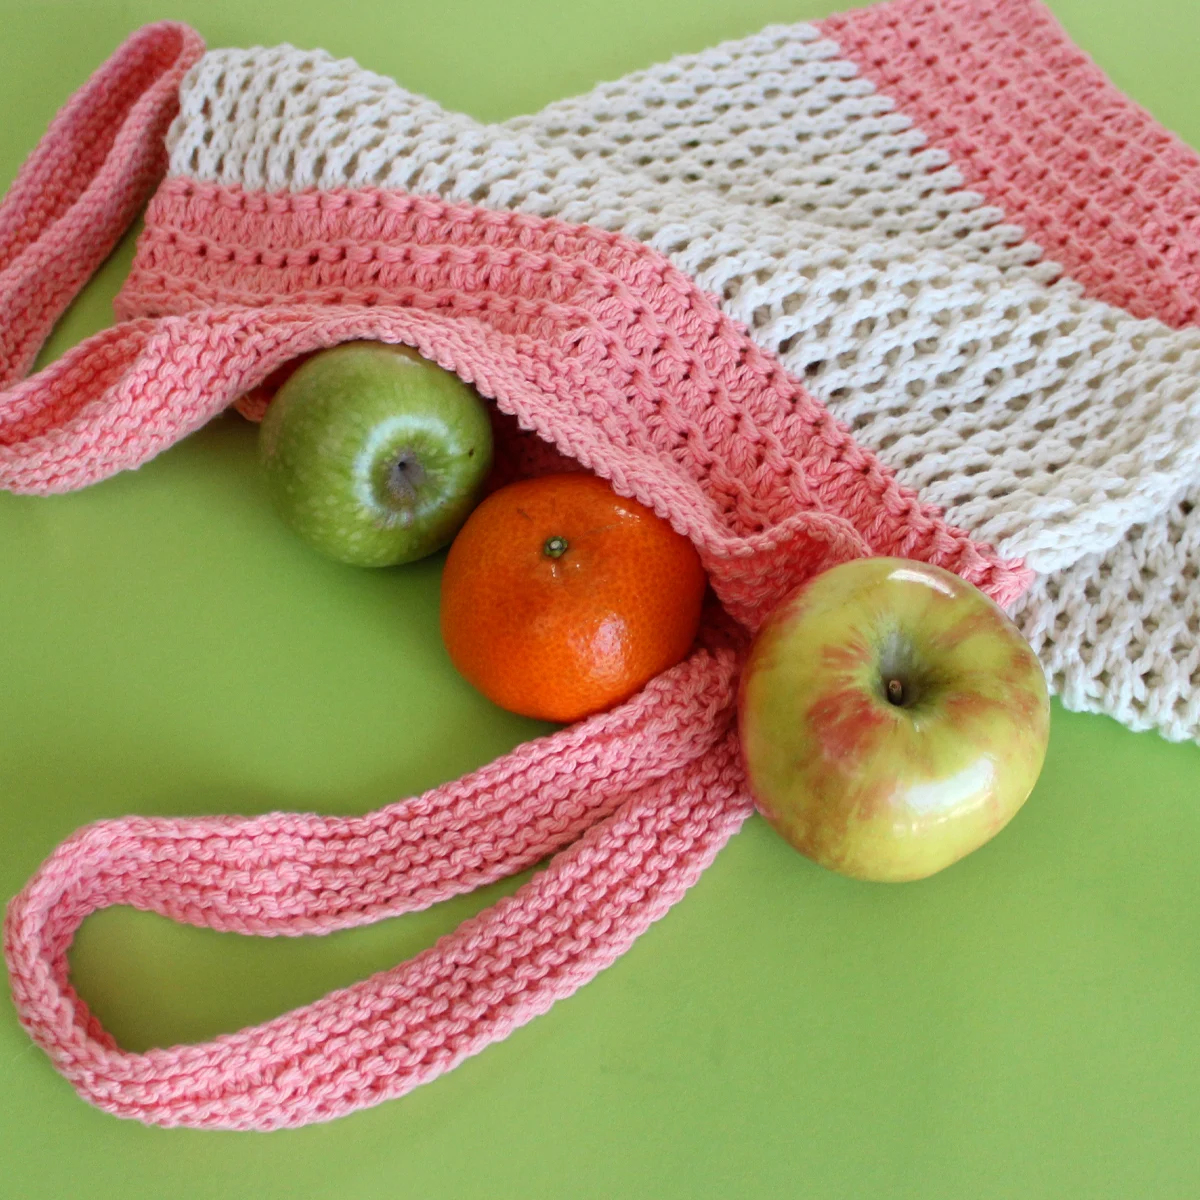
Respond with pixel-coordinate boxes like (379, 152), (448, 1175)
(0, 22), (204, 388)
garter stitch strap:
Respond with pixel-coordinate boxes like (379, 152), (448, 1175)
(0, 23), (203, 387)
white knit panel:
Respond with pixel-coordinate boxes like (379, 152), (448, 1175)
(507, 25), (1044, 269)
(643, 218), (1200, 572)
(1010, 488), (1200, 743)
(168, 44), (547, 203)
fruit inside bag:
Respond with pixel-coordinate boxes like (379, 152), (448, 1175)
(6, 1), (1200, 1129)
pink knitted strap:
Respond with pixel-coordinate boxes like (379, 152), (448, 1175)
(6, 638), (749, 1129)
(820, 0), (1200, 327)
(0, 22), (203, 387)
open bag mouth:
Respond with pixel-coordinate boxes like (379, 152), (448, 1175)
(2, 179), (1032, 617)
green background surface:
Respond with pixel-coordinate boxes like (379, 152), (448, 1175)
(3, 1), (1200, 1197)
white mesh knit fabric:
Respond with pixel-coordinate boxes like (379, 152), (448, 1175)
(165, 23), (1200, 743)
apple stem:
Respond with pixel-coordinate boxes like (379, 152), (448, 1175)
(886, 678), (905, 706)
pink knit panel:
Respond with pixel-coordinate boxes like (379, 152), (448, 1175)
(114, 179), (1030, 622)
(821, 0), (1200, 327)
(0, 22), (204, 386)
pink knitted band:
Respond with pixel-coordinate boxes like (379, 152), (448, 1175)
(0, 22), (203, 387)
(7, 629), (750, 1128)
(0, 175), (1030, 624)
(1, 20), (1041, 1130)
(820, 0), (1200, 327)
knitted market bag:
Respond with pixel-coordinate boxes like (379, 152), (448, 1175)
(4, 0), (1200, 1130)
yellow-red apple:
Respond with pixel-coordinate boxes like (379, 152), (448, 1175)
(737, 557), (1050, 882)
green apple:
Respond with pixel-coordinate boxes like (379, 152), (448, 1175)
(737, 557), (1050, 883)
(259, 341), (494, 566)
